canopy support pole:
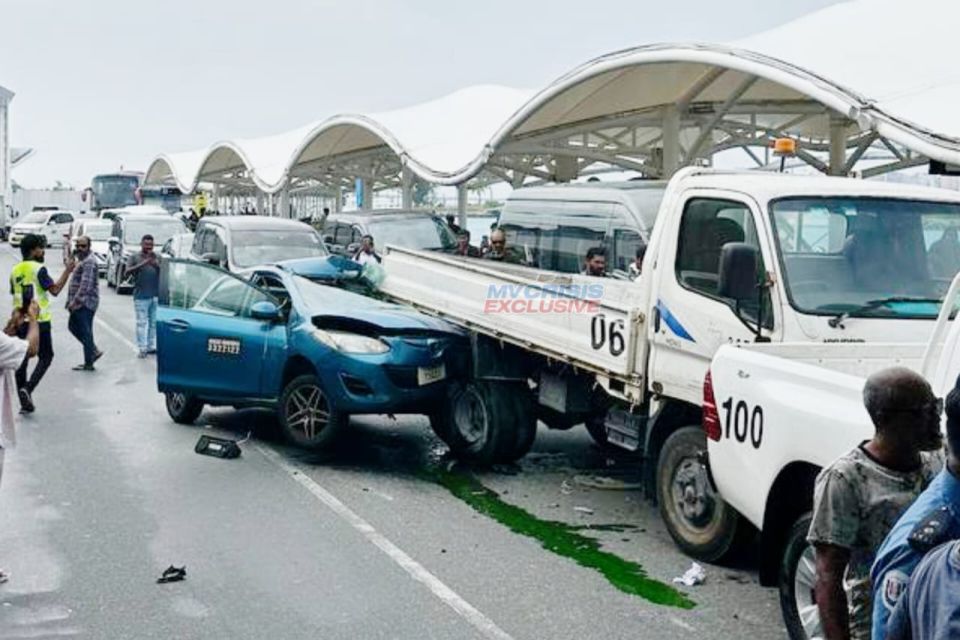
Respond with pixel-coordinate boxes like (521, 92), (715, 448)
(829, 116), (848, 176)
(280, 183), (290, 218)
(662, 105), (681, 178)
(360, 178), (372, 210)
(401, 166), (413, 209)
(457, 183), (468, 230)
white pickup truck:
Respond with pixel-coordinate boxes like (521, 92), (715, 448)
(380, 167), (960, 563)
(706, 274), (960, 640)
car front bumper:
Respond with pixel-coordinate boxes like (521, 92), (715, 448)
(316, 335), (466, 414)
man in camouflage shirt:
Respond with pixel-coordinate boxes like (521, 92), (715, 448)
(809, 367), (944, 640)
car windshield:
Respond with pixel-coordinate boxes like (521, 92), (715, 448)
(19, 212), (50, 225)
(125, 220), (187, 246)
(291, 275), (383, 312)
(83, 224), (112, 240)
(366, 216), (456, 251)
(230, 229), (328, 268)
(771, 197), (960, 318)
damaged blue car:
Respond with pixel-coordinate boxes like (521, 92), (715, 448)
(156, 256), (465, 449)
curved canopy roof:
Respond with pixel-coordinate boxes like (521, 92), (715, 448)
(146, 0), (960, 194)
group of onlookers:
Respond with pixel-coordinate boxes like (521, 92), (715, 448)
(810, 366), (960, 639)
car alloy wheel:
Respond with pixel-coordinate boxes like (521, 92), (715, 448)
(285, 383), (331, 442)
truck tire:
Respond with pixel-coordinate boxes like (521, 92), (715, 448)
(497, 385), (537, 463)
(165, 392), (204, 425)
(657, 425), (745, 562)
(779, 513), (821, 640)
(279, 374), (347, 450)
(441, 380), (516, 465)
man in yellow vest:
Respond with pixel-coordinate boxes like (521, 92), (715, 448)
(10, 234), (75, 413)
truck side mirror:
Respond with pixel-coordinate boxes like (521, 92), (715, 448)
(718, 242), (758, 301)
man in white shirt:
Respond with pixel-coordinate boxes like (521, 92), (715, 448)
(0, 300), (40, 584)
(352, 235), (382, 266)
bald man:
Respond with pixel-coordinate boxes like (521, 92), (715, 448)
(808, 367), (944, 640)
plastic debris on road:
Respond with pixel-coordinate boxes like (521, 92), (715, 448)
(573, 506), (595, 515)
(573, 474), (643, 490)
(157, 565), (187, 584)
(672, 562), (706, 587)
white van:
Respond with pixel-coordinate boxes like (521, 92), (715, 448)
(498, 181), (664, 274)
(9, 210), (76, 248)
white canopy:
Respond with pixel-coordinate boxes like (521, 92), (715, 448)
(146, 0), (960, 195)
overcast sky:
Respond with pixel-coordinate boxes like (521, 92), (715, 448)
(1, 0), (841, 188)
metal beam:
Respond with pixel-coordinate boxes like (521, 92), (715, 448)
(687, 76), (758, 161)
(675, 67), (727, 112)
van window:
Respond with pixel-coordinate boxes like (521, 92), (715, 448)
(500, 199), (613, 273)
(675, 197), (770, 326)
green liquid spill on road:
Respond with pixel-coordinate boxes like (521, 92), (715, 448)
(424, 467), (695, 609)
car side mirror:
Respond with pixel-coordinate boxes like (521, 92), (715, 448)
(718, 242), (758, 301)
(250, 300), (281, 321)
(47, 219), (57, 226)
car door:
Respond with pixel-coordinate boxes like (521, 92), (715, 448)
(57, 214), (74, 246)
(157, 259), (284, 400)
(647, 192), (780, 404)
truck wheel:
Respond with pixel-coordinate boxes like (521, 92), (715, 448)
(279, 374), (347, 450)
(165, 392), (204, 424)
(779, 513), (821, 640)
(495, 385), (537, 463)
(657, 425), (744, 562)
(538, 406), (578, 431)
(442, 380), (515, 465)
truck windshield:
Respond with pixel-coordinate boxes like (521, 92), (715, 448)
(771, 197), (960, 319)
(231, 229), (328, 268)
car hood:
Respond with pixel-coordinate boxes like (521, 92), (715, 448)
(91, 240), (109, 254)
(283, 257), (462, 336)
(11, 223), (43, 232)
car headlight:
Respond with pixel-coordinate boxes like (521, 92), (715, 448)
(311, 328), (390, 354)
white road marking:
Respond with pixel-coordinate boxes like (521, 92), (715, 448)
(93, 316), (139, 355)
(256, 443), (515, 640)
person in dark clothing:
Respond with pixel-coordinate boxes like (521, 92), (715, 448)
(10, 234), (75, 412)
(453, 230), (480, 257)
(884, 540), (960, 640)
(583, 247), (607, 277)
(65, 235), (102, 371)
(445, 214), (462, 235)
(125, 235), (161, 358)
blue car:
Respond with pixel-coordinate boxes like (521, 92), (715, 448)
(156, 257), (465, 449)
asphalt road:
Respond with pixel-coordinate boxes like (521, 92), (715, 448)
(0, 243), (786, 639)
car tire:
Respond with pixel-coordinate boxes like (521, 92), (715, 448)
(656, 425), (746, 562)
(439, 380), (516, 465)
(279, 374), (347, 450)
(165, 392), (204, 425)
(779, 513), (821, 640)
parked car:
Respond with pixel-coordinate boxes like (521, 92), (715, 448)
(161, 233), (195, 259)
(64, 219), (113, 275)
(189, 216), (326, 272)
(156, 257), (465, 449)
(320, 210), (455, 256)
(9, 210), (76, 248)
(106, 214), (189, 293)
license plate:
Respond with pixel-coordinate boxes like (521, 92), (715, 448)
(417, 363), (446, 386)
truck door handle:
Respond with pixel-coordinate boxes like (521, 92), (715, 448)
(653, 306), (661, 333)
(169, 319), (191, 333)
